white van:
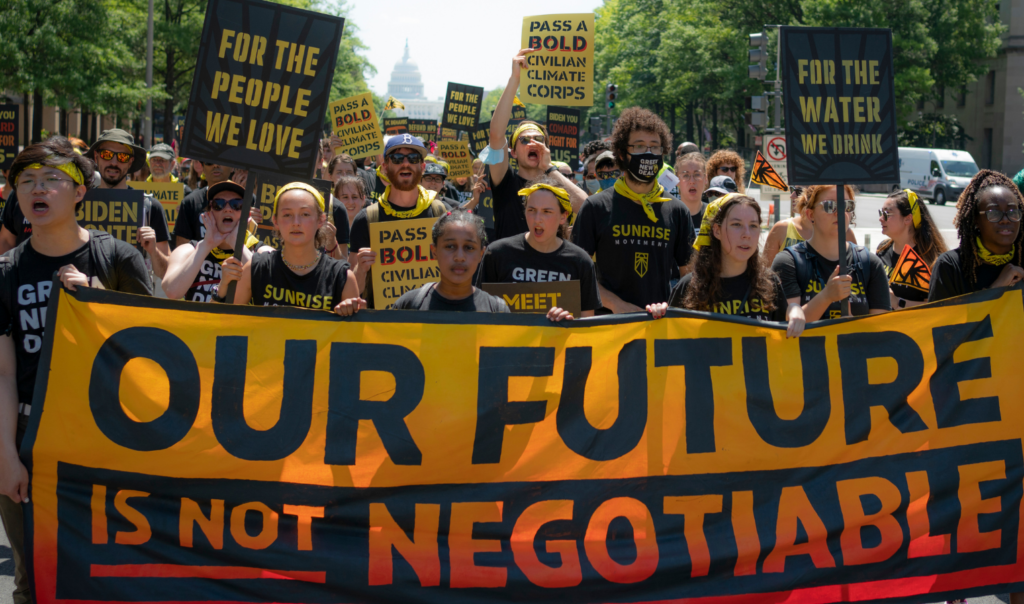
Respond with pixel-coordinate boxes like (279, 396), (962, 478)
(898, 147), (980, 205)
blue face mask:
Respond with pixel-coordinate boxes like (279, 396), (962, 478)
(599, 177), (617, 190)
(584, 179), (601, 194)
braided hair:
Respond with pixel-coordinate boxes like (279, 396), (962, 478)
(953, 169), (1024, 289)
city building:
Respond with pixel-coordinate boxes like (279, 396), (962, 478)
(385, 40), (444, 121)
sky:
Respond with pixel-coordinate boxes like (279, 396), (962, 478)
(346, 0), (602, 100)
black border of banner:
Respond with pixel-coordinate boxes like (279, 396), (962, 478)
(19, 279), (1024, 603)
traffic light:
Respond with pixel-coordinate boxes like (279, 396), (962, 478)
(748, 32), (768, 80)
(589, 115), (603, 134)
(605, 83), (618, 109)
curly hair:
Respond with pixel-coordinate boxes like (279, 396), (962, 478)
(705, 150), (746, 194)
(800, 184), (858, 225)
(9, 136), (96, 199)
(582, 140), (611, 161)
(953, 169), (1024, 289)
(681, 195), (778, 314)
(333, 174), (366, 200)
(609, 107), (672, 173)
(876, 190), (948, 265)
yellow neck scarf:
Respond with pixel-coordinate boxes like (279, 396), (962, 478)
(379, 185), (436, 218)
(976, 237), (1015, 266)
(376, 165), (391, 186)
(147, 173), (179, 183)
(614, 178), (671, 223)
(210, 232), (261, 261)
(693, 193), (740, 250)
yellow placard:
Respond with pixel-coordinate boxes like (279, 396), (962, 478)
(328, 92), (382, 160)
(436, 140), (473, 179)
(128, 181), (185, 230)
(369, 216), (440, 309)
(520, 13), (595, 107)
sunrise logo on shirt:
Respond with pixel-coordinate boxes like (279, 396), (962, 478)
(635, 252), (648, 277)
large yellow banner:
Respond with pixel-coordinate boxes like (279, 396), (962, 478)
(23, 284), (1024, 603)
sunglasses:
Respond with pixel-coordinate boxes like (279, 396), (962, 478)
(719, 166), (738, 173)
(878, 209), (892, 220)
(596, 170), (621, 179)
(387, 152), (423, 165)
(518, 135), (547, 145)
(981, 207), (1023, 223)
(819, 200), (856, 214)
(96, 149), (133, 164)
(210, 197), (244, 211)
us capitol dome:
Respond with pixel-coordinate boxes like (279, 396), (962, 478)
(386, 40), (443, 120)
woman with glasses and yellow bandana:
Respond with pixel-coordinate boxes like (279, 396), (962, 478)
(876, 189), (947, 308)
(929, 170), (1024, 302)
(772, 185), (891, 320)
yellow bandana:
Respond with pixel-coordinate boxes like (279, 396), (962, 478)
(613, 178), (671, 223)
(693, 193), (741, 250)
(379, 185), (437, 218)
(376, 164), (391, 186)
(209, 233), (261, 261)
(21, 160), (84, 186)
(519, 183), (573, 215)
(976, 237), (1015, 266)
(904, 189), (922, 228)
(147, 173), (180, 183)
(273, 182), (326, 216)
(511, 123), (543, 149)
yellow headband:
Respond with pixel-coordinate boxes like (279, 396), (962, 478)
(904, 189), (922, 229)
(20, 160), (84, 186)
(519, 183), (573, 215)
(273, 182), (325, 216)
(693, 193), (741, 250)
(511, 123), (543, 149)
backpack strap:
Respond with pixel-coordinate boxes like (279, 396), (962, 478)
(86, 230), (119, 290)
(786, 241), (813, 303)
(411, 283), (434, 308)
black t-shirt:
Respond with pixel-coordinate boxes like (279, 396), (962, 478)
(772, 242), (890, 318)
(0, 235), (152, 405)
(393, 284), (510, 312)
(490, 168), (530, 242)
(184, 243), (235, 303)
(329, 199), (352, 246)
(688, 201), (707, 240)
(173, 186), (207, 241)
(1, 190), (30, 244)
(480, 233), (602, 312)
(359, 167), (376, 199)
(250, 251), (349, 310)
(570, 187), (694, 309)
(669, 271), (788, 322)
(876, 243), (928, 303)
(928, 247), (1008, 302)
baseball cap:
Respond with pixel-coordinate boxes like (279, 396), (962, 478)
(424, 163), (448, 177)
(384, 134), (427, 156)
(207, 180), (245, 206)
(705, 175), (738, 196)
(148, 143), (175, 161)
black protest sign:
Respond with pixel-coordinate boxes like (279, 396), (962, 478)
(440, 126), (458, 141)
(780, 26), (899, 185)
(482, 280), (582, 317)
(476, 173), (495, 231)
(77, 189), (145, 244)
(470, 121), (490, 155)
(253, 171), (334, 249)
(178, 0), (344, 179)
(546, 107), (580, 171)
(383, 117), (408, 136)
(0, 105), (19, 170)
(408, 119), (437, 143)
(442, 82), (484, 130)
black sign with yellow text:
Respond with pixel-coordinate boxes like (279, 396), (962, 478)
(780, 26), (899, 185)
(76, 189), (145, 244)
(546, 106), (580, 171)
(0, 104), (19, 170)
(441, 82), (484, 130)
(179, 0), (344, 178)
(383, 117), (408, 136)
(408, 119), (437, 144)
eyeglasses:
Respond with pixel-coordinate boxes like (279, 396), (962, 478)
(210, 197), (244, 211)
(980, 207), (1023, 223)
(677, 172), (704, 181)
(820, 200), (856, 214)
(96, 149), (133, 164)
(518, 135), (546, 145)
(718, 166), (738, 173)
(422, 175), (444, 184)
(628, 145), (663, 155)
(386, 152), (423, 165)
(596, 170), (621, 179)
(17, 175), (76, 192)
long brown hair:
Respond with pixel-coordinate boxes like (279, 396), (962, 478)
(876, 190), (948, 265)
(706, 150), (746, 193)
(681, 195), (778, 313)
(953, 169), (1024, 289)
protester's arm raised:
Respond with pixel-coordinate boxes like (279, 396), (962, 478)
(538, 145), (588, 214)
(0, 335), (27, 503)
(489, 48), (537, 187)
(162, 213), (227, 300)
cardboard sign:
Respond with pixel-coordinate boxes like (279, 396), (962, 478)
(252, 171), (334, 249)
(128, 181), (185, 230)
(383, 117), (408, 136)
(546, 106), (581, 171)
(0, 104), (19, 170)
(328, 92), (382, 160)
(469, 120), (490, 155)
(437, 140), (473, 178)
(178, 0), (344, 178)
(441, 82), (484, 130)
(520, 14), (595, 107)
(482, 280), (581, 317)
(77, 189), (145, 244)
(369, 216), (439, 308)
(408, 119), (437, 143)
(780, 26), (899, 185)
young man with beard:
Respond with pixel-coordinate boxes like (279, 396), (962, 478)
(172, 161), (251, 247)
(0, 138), (152, 604)
(571, 107), (694, 313)
(484, 48), (587, 241)
(162, 180), (268, 302)
(348, 135), (448, 307)
(86, 129), (172, 278)
(147, 143), (192, 196)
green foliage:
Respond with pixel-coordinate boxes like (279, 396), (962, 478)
(898, 113), (971, 149)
